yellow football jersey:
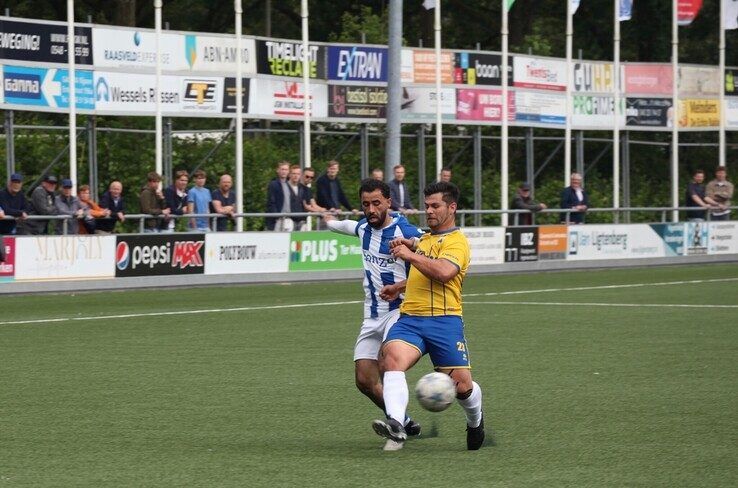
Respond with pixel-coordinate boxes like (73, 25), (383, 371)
(400, 228), (470, 316)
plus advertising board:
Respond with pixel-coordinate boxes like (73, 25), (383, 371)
(288, 232), (362, 271)
(624, 64), (673, 95)
(513, 56), (567, 91)
(93, 27), (184, 70)
(3, 65), (94, 110)
(401, 86), (456, 121)
(0, 236), (15, 280)
(572, 61), (614, 93)
(461, 227), (505, 266)
(567, 225), (668, 260)
(115, 234), (205, 277)
(456, 88), (515, 122)
(0, 19), (92, 65)
(327, 46), (387, 82)
(707, 221), (738, 254)
(183, 34), (256, 74)
(205, 233), (289, 275)
(328, 85), (387, 119)
(249, 79), (327, 118)
(453, 52), (513, 86)
(514, 90), (566, 126)
(625, 97), (673, 128)
(537, 225), (568, 260)
(14, 235), (116, 281)
(504, 227), (538, 262)
(256, 40), (325, 79)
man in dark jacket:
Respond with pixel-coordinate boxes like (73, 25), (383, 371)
(24, 175), (58, 235)
(560, 173), (589, 224)
(140, 172), (170, 233)
(511, 182), (547, 226)
(388, 164), (416, 213)
(55, 179), (85, 234)
(0, 173), (28, 235)
(265, 161), (291, 231)
(97, 180), (126, 233)
(163, 170), (189, 232)
(315, 160), (356, 214)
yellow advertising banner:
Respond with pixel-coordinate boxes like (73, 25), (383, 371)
(413, 50), (454, 84)
(678, 99), (719, 128)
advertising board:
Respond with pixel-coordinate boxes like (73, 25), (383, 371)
(115, 234), (205, 277)
(567, 225), (667, 260)
(537, 225), (568, 260)
(571, 94), (625, 128)
(678, 66), (719, 97)
(222, 77), (250, 112)
(328, 85), (387, 118)
(327, 45), (387, 82)
(249, 79), (327, 118)
(0, 19), (92, 65)
(183, 34), (256, 74)
(684, 222), (709, 255)
(412, 49), (454, 84)
(288, 231), (362, 271)
(514, 90), (566, 125)
(504, 227), (538, 262)
(649, 223), (685, 256)
(572, 61), (614, 93)
(3, 65), (94, 109)
(205, 233), (289, 275)
(0, 236), (15, 280)
(461, 227), (505, 266)
(453, 52), (513, 86)
(256, 40), (325, 79)
(400, 87), (456, 121)
(456, 88), (515, 122)
(707, 221), (738, 254)
(726, 97), (738, 128)
(14, 235), (116, 281)
(677, 99), (719, 128)
(513, 56), (567, 91)
(625, 97), (673, 128)
(624, 64), (673, 95)
(93, 27), (184, 70)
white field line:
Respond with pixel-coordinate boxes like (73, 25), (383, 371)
(465, 301), (738, 309)
(1, 277), (737, 327)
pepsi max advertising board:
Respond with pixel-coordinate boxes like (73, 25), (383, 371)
(115, 234), (205, 277)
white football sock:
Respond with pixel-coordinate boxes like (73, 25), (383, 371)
(383, 371), (408, 424)
(457, 381), (483, 428)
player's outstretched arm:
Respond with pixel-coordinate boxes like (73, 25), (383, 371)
(326, 218), (359, 236)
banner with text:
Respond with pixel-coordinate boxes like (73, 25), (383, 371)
(328, 85), (387, 118)
(707, 221), (738, 254)
(289, 231), (362, 271)
(572, 94), (625, 129)
(401, 86), (456, 120)
(515, 90), (566, 125)
(677, 99), (719, 128)
(572, 61), (615, 93)
(3, 65), (94, 110)
(0, 19), (92, 65)
(504, 227), (539, 262)
(453, 52), (513, 86)
(567, 225), (668, 260)
(327, 45), (387, 82)
(249, 79), (327, 118)
(456, 88), (515, 122)
(678, 66), (719, 97)
(411, 49), (454, 84)
(183, 34), (256, 74)
(624, 64), (673, 95)
(537, 225), (568, 260)
(625, 97), (673, 128)
(256, 40), (325, 79)
(461, 227), (505, 266)
(115, 234), (205, 277)
(0, 236), (15, 280)
(205, 233), (289, 274)
(15, 235), (115, 281)
(513, 56), (567, 91)
(93, 27), (184, 70)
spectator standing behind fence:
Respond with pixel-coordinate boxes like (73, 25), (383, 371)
(684, 169), (710, 221)
(163, 170), (189, 232)
(211, 174), (236, 232)
(0, 174), (28, 236)
(300, 167), (327, 214)
(187, 170), (212, 232)
(24, 175), (58, 235)
(286, 165), (314, 231)
(316, 160), (356, 215)
(438, 167), (452, 183)
(704, 166), (734, 221)
(77, 185), (110, 234)
(372, 168), (384, 181)
(511, 183), (547, 226)
(389, 164), (416, 213)
(0, 205), (4, 264)
(97, 181), (126, 234)
(265, 161), (291, 231)
(560, 173), (589, 224)
(55, 179), (85, 234)
(140, 172), (170, 233)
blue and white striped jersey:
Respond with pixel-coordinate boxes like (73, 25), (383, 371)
(329, 214), (423, 319)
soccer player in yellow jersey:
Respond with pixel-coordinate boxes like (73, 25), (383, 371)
(372, 182), (485, 451)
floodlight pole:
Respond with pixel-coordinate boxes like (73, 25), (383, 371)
(67, 0), (77, 195)
(235, 0), (244, 231)
(155, 0), (163, 179)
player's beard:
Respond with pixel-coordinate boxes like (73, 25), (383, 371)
(366, 209), (387, 228)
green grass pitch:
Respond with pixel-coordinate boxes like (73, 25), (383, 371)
(1, 263), (737, 487)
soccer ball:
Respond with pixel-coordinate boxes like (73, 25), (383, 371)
(415, 372), (456, 412)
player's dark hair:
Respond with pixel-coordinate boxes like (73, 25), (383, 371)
(359, 178), (390, 199)
(424, 181), (459, 205)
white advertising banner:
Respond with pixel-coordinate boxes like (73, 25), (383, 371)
(571, 94), (625, 129)
(707, 221), (738, 254)
(567, 225), (667, 260)
(401, 49), (414, 83)
(183, 34), (256, 74)
(249, 79), (327, 118)
(513, 56), (567, 91)
(462, 227), (505, 266)
(725, 98), (738, 129)
(14, 235), (116, 281)
(678, 66), (720, 97)
(515, 90), (566, 126)
(400, 86), (456, 121)
(205, 233), (290, 275)
(93, 71), (224, 115)
(93, 27), (186, 70)
(572, 61), (614, 93)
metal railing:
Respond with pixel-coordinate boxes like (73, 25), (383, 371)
(1, 206), (736, 235)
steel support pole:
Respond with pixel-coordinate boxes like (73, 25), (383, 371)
(576, 130), (585, 178)
(360, 124), (369, 179)
(525, 127), (534, 193)
(164, 118), (173, 186)
(622, 131), (631, 223)
(418, 125), (426, 227)
(87, 116), (97, 194)
(5, 111), (15, 177)
(385, 0), (403, 176)
(473, 126), (482, 227)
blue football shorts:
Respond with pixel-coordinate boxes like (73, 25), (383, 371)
(384, 314), (471, 369)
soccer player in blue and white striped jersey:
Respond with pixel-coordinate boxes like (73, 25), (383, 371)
(326, 179), (423, 441)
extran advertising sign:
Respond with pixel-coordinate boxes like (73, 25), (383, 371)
(0, 19), (92, 65)
(14, 235), (116, 281)
(288, 232), (362, 271)
(513, 56), (567, 91)
(256, 40), (325, 79)
(456, 88), (515, 122)
(328, 85), (387, 118)
(205, 233), (289, 275)
(453, 52), (513, 86)
(327, 46), (387, 82)
(3, 66), (94, 109)
(115, 234), (205, 277)
(183, 34), (256, 74)
(93, 27), (184, 70)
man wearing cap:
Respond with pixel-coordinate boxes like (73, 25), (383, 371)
(511, 182), (547, 226)
(0, 174), (29, 235)
(25, 175), (59, 235)
(55, 179), (85, 234)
